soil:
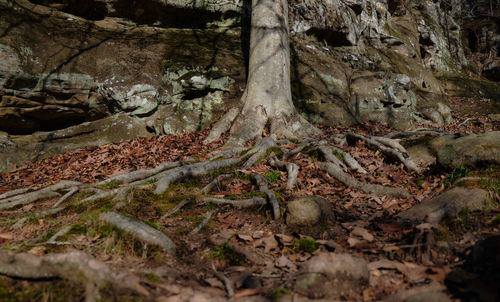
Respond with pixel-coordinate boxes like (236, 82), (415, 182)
(0, 95), (498, 301)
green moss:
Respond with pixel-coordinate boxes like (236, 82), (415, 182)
(209, 242), (246, 265)
(144, 273), (161, 283)
(265, 170), (281, 183)
(332, 150), (344, 162)
(293, 238), (320, 253)
(95, 180), (122, 190)
(444, 165), (470, 186)
(183, 215), (205, 223)
(270, 287), (291, 302)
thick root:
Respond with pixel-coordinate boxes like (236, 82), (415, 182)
(347, 133), (420, 172)
(268, 153), (299, 189)
(202, 197), (267, 208)
(0, 250), (149, 301)
(321, 162), (410, 199)
(252, 174), (280, 219)
(100, 211), (176, 254)
(154, 158), (241, 194)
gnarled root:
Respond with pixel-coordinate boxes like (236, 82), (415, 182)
(0, 250), (149, 302)
(347, 133), (420, 172)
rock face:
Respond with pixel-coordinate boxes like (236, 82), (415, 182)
(295, 252), (369, 299)
(0, 113), (150, 172)
(0, 0), (495, 171)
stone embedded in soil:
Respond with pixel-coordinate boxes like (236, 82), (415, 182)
(294, 252), (368, 299)
(383, 281), (449, 302)
(398, 187), (491, 223)
(435, 131), (500, 169)
(285, 196), (323, 226)
(99, 211), (176, 254)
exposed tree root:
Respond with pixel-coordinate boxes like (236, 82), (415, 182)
(211, 261), (235, 298)
(268, 153), (299, 189)
(0, 181), (82, 210)
(160, 198), (191, 220)
(252, 173), (281, 219)
(347, 133), (420, 172)
(201, 174), (231, 194)
(321, 162), (410, 199)
(0, 250), (149, 302)
(154, 158), (241, 194)
(202, 197), (267, 208)
(100, 211), (176, 254)
(191, 210), (216, 235)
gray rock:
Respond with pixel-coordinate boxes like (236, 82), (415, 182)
(0, 113), (150, 173)
(295, 253), (368, 299)
(482, 58), (500, 82)
(384, 281), (450, 302)
(398, 187), (491, 223)
(435, 132), (500, 169)
(286, 196), (324, 226)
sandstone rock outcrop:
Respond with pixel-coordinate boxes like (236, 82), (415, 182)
(0, 0), (497, 171)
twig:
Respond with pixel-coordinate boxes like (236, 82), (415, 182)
(211, 262), (234, 298)
(458, 117), (474, 126)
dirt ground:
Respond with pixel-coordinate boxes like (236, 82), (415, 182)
(0, 95), (499, 301)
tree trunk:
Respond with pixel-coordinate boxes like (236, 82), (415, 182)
(209, 0), (319, 145)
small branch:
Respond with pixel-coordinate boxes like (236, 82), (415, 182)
(190, 210), (216, 235)
(458, 118), (474, 126)
(202, 197), (267, 208)
(211, 262), (234, 298)
(330, 145), (367, 174)
(160, 199), (191, 220)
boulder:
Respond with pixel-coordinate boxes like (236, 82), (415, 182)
(398, 187), (491, 223)
(435, 132), (500, 169)
(482, 58), (500, 82)
(295, 253), (368, 299)
(0, 113), (150, 173)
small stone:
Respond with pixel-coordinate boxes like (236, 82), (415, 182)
(285, 196), (323, 226)
(398, 187), (491, 223)
(295, 253), (368, 299)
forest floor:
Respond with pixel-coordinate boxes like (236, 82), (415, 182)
(0, 95), (499, 301)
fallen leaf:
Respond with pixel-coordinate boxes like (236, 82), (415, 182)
(234, 288), (267, 299)
(237, 234), (253, 243)
(275, 255), (297, 271)
(351, 227), (375, 242)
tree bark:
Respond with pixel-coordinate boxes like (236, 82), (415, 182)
(212, 0), (319, 145)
